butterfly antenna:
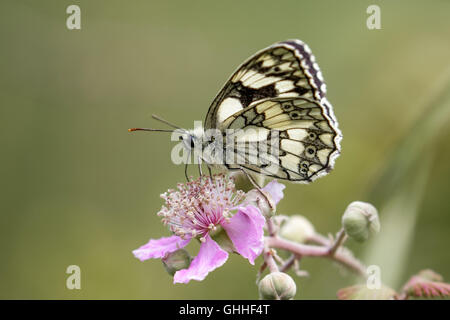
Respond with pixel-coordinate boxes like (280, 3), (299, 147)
(128, 128), (174, 133)
(151, 114), (182, 130)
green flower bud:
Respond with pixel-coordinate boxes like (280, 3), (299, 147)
(279, 215), (315, 243)
(245, 189), (276, 218)
(162, 249), (191, 276)
(342, 201), (380, 242)
(231, 171), (254, 192)
(258, 272), (297, 300)
(210, 225), (236, 253)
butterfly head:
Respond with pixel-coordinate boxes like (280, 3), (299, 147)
(180, 127), (204, 151)
(179, 132), (195, 150)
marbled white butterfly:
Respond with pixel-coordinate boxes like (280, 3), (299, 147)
(130, 40), (342, 185)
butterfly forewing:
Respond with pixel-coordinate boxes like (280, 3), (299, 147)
(202, 39), (341, 183)
(205, 40), (327, 130)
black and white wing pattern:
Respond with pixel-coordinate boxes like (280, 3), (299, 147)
(220, 97), (341, 183)
(204, 39), (342, 183)
(205, 40), (329, 129)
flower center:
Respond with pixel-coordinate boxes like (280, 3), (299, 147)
(158, 174), (244, 240)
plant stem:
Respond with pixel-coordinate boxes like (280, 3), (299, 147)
(265, 236), (366, 277)
(329, 228), (348, 256)
(263, 248), (279, 273)
(266, 217), (276, 236)
(280, 254), (297, 272)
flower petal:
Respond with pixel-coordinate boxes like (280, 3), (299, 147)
(173, 235), (228, 284)
(263, 180), (285, 204)
(221, 205), (265, 265)
(132, 235), (190, 261)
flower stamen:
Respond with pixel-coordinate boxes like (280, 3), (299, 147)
(158, 174), (244, 240)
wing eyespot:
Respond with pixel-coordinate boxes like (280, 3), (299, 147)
(289, 110), (302, 120)
(308, 132), (317, 140)
(305, 145), (317, 158)
(281, 103), (294, 112)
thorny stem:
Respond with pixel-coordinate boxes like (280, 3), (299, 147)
(266, 217), (276, 236)
(265, 235), (366, 277)
(280, 254), (297, 272)
(263, 248), (279, 273)
(307, 233), (332, 246)
(328, 228), (348, 256)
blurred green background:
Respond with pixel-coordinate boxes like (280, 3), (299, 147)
(1, 0), (449, 299)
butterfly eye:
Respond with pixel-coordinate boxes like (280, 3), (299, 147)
(300, 167), (308, 175)
(305, 145), (317, 157)
(289, 111), (301, 120)
(274, 66), (281, 72)
(308, 132), (317, 140)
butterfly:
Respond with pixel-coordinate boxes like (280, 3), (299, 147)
(130, 39), (342, 186)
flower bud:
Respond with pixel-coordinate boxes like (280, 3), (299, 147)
(162, 249), (191, 276)
(279, 215), (315, 243)
(245, 189), (276, 217)
(342, 201), (380, 242)
(258, 272), (297, 300)
(210, 225), (236, 253)
(230, 171), (254, 192)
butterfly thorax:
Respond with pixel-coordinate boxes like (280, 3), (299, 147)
(181, 128), (223, 166)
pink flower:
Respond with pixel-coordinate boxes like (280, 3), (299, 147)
(132, 174), (285, 284)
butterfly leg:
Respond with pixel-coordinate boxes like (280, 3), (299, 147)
(239, 168), (274, 211)
(197, 157), (203, 177)
(184, 148), (191, 182)
(184, 162), (190, 182)
(207, 164), (213, 177)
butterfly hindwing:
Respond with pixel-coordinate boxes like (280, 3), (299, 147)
(205, 40), (327, 130)
(220, 97), (341, 183)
